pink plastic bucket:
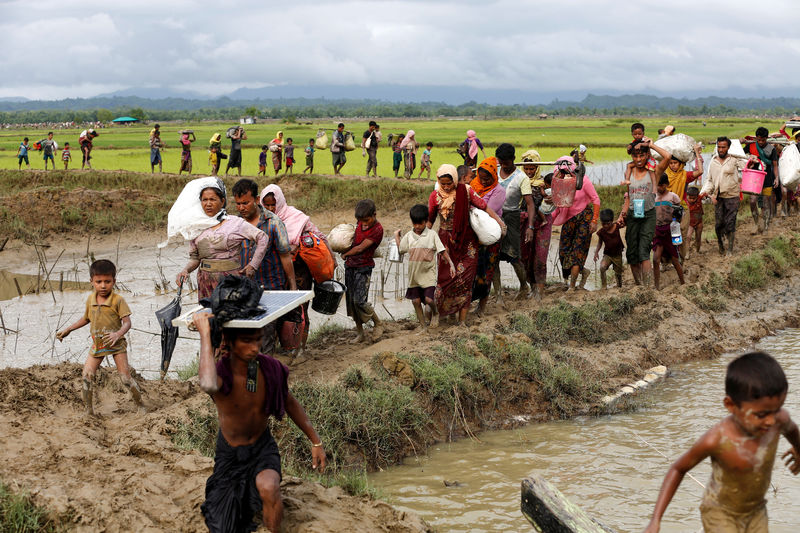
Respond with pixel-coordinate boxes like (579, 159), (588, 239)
(741, 168), (766, 194)
(551, 176), (577, 207)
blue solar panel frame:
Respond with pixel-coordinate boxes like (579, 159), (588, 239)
(172, 290), (314, 329)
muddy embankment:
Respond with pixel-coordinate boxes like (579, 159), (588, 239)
(3, 168), (800, 531)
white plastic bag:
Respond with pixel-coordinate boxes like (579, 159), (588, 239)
(328, 223), (355, 252)
(344, 132), (356, 152)
(315, 129), (329, 150)
(780, 143), (800, 190)
(652, 133), (696, 163)
(158, 177), (224, 248)
(469, 207), (501, 245)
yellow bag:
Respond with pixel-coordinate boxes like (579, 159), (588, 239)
(315, 129), (329, 150)
(344, 131), (356, 152)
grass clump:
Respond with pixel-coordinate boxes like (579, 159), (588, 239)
(509, 292), (652, 345)
(686, 272), (728, 311)
(176, 357), (199, 380)
(0, 480), (64, 532)
(306, 323), (347, 346)
(273, 378), (428, 473)
(729, 236), (800, 291)
(170, 406), (218, 458)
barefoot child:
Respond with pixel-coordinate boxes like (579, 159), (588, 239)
(284, 138), (295, 176)
(61, 142), (72, 170)
(303, 138), (314, 174)
(645, 351), (800, 533)
(652, 174), (685, 290)
(258, 145), (268, 176)
(56, 260), (142, 415)
(394, 204), (455, 332)
(192, 277), (326, 533)
(593, 209), (624, 289)
(340, 199), (384, 343)
(417, 142), (433, 179)
(684, 186), (706, 259)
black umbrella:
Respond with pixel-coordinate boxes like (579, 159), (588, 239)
(155, 282), (183, 380)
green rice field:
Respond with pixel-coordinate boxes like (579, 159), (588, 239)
(0, 117), (780, 179)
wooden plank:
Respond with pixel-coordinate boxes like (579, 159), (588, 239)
(521, 475), (616, 533)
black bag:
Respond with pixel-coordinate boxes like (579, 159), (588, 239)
(200, 276), (264, 348)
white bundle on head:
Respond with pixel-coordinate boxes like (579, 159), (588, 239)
(158, 176), (227, 248)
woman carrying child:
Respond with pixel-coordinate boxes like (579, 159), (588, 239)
(618, 140), (673, 286)
(520, 150), (553, 300)
(270, 131), (284, 175)
(399, 130), (417, 178)
(551, 156), (601, 291)
(428, 164), (505, 328)
(176, 180), (268, 300)
(469, 157), (506, 315)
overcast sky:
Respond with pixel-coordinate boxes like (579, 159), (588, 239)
(2, 0), (799, 101)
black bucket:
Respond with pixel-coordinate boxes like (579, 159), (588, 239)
(312, 280), (346, 315)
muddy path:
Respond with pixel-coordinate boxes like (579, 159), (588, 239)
(4, 196), (800, 530)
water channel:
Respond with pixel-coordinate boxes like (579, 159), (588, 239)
(370, 329), (800, 533)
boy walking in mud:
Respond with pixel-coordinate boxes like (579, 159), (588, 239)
(56, 259), (143, 416)
(192, 280), (326, 533)
(394, 204), (454, 332)
(644, 351), (800, 533)
(340, 199), (384, 343)
(593, 209), (624, 289)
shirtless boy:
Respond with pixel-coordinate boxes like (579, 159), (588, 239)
(644, 352), (800, 533)
(194, 305), (326, 532)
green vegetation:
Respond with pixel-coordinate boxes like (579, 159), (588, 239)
(0, 117), (777, 178)
(729, 236), (800, 290)
(170, 406), (218, 458)
(0, 480), (63, 533)
(176, 357), (199, 381)
(508, 292), (655, 345)
(686, 272), (728, 311)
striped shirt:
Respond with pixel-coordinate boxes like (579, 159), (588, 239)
(241, 209), (291, 290)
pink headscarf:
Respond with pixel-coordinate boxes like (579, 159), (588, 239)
(260, 184), (310, 246)
(466, 129), (478, 159)
(398, 130), (415, 149)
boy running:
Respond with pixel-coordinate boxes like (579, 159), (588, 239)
(645, 351), (800, 533)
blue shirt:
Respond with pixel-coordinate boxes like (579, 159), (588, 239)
(241, 209), (291, 290)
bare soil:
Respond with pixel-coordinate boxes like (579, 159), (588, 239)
(3, 183), (800, 531)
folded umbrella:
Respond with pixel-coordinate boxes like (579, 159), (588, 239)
(155, 282), (183, 380)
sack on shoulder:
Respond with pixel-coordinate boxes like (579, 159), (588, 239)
(315, 129), (329, 150)
(344, 131), (356, 152)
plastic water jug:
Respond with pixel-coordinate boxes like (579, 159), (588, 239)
(670, 219), (682, 246)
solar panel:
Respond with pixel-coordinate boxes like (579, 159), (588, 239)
(172, 290), (314, 329)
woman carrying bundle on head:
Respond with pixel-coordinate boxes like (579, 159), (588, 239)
(428, 164), (505, 329)
(550, 156), (601, 292)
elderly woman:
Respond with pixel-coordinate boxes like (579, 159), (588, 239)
(176, 180), (268, 300)
(619, 140), (672, 286)
(399, 130), (417, 178)
(551, 156), (601, 291)
(469, 157), (507, 315)
(260, 184), (330, 354)
(428, 164), (504, 328)
(520, 150), (553, 300)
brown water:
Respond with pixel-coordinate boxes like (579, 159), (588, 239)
(370, 330), (800, 532)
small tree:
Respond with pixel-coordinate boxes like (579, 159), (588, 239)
(128, 107), (147, 121)
(244, 106), (259, 118)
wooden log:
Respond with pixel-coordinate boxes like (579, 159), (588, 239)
(521, 475), (616, 533)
